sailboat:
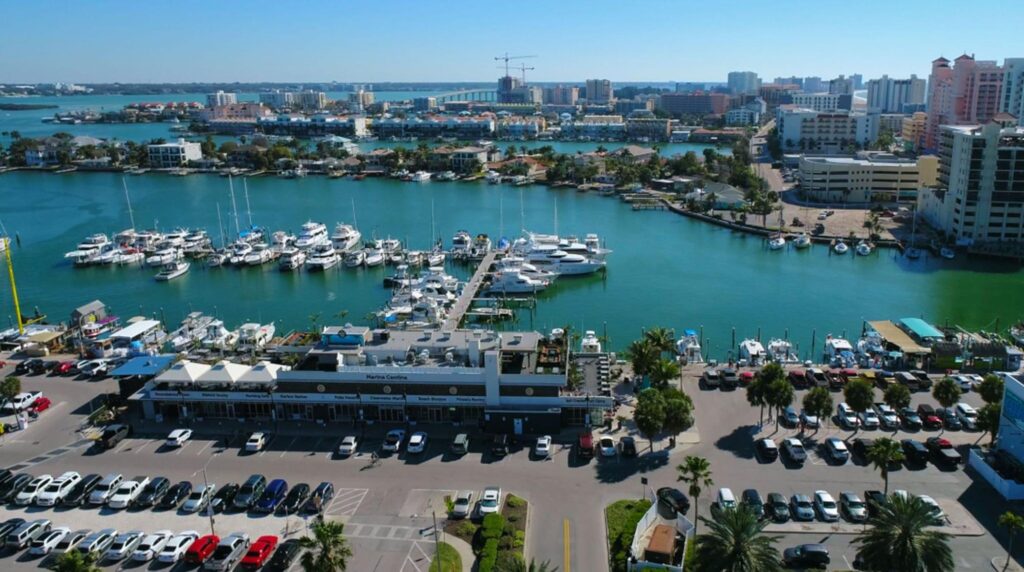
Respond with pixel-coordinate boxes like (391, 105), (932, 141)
(767, 209), (786, 250)
(905, 208), (922, 259)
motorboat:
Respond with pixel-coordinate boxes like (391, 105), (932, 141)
(82, 315), (120, 340)
(64, 233), (110, 261)
(228, 241), (253, 265)
(486, 271), (550, 294)
(236, 322), (276, 351)
(675, 329), (703, 364)
(330, 223), (362, 252)
(523, 245), (605, 275)
(113, 229), (137, 246)
(940, 247), (955, 260)
(427, 250), (446, 267)
(451, 231), (472, 259)
(154, 261), (190, 281)
(201, 320), (238, 350)
(793, 233), (812, 249)
(738, 339), (767, 366)
(485, 170), (501, 184)
(278, 247), (306, 271)
(206, 249), (229, 267)
(378, 238), (402, 255)
(182, 230), (210, 254)
(243, 243), (274, 266)
(410, 171), (431, 182)
(295, 221), (329, 249)
(833, 240), (849, 255)
(113, 248), (144, 265)
(146, 248), (182, 267)
(406, 251), (425, 266)
(92, 244), (120, 265)
(580, 330), (602, 353)
(388, 251), (406, 266)
(496, 256), (558, 282)
(469, 234), (492, 260)
(825, 336), (856, 368)
(435, 171), (457, 181)
(364, 248), (385, 267)
(516, 231), (611, 260)
(768, 235), (786, 250)
(164, 312), (214, 352)
(271, 231), (296, 251)
(239, 225), (265, 244)
(344, 250), (365, 268)
(766, 338), (799, 364)
(162, 229), (188, 248)
(855, 241), (872, 256)
(305, 243), (340, 271)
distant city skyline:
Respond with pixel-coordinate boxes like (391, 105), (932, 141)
(2, 0), (1022, 84)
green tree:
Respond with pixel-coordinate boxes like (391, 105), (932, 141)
(694, 504), (782, 572)
(978, 403), (1002, 446)
(978, 374), (1005, 404)
(0, 375), (21, 412)
(51, 550), (102, 572)
(998, 511), (1024, 572)
(746, 374), (769, 425)
(648, 358), (681, 388)
(866, 438), (904, 495)
(643, 327), (675, 355)
(299, 519), (353, 572)
(625, 338), (658, 379)
(853, 494), (954, 572)
(766, 377), (794, 426)
(884, 383), (912, 411)
(497, 556), (558, 572)
(843, 379), (876, 433)
(663, 393), (695, 436)
(633, 388), (666, 452)
(802, 386), (834, 430)
(677, 456), (714, 536)
(932, 377), (961, 411)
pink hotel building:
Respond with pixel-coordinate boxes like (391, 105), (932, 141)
(924, 54), (1004, 152)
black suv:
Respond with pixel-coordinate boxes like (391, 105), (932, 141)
(133, 477), (170, 509)
(901, 439), (929, 466)
(96, 424), (131, 449)
(233, 475), (267, 511)
(656, 487), (690, 518)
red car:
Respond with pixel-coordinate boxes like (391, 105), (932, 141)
(30, 397), (52, 412)
(185, 534), (220, 565)
(56, 361), (77, 375)
(739, 371), (755, 386)
(240, 535), (279, 569)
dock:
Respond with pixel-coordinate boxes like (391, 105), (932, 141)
(443, 250), (498, 329)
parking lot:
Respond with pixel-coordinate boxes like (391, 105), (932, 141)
(0, 359), (1019, 571)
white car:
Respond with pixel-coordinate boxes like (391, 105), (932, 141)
(599, 437), (617, 457)
(967, 373), (985, 389)
(382, 429), (406, 452)
(534, 435), (552, 458)
(158, 531), (199, 563)
(407, 432), (428, 454)
(955, 403), (979, 430)
(814, 491), (840, 522)
(36, 471), (81, 506)
(874, 403), (900, 428)
(245, 432), (267, 452)
(337, 436), (358, 456)
(15, 475), (53, 505)
(859, 409), (881, 429)
(452, 491), (473, 519)
(479, 486), (502, 516)
(917, 495), (946, 523)
(29, 527), (70, 556)
(107, 480), (144, 509)
(132, 530), (174, 561)
(165, 429), (193, 447)
(55, 529), (89, 554)
(952, 375), (973, 392)
(183, 483), (215, 513)
(105, 530), (144, 561)
(4, 391), (42, 412)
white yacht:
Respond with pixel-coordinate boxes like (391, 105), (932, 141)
(405, 251), (424, 266)
(469, 234), (492, 260)
(766, 338), (799, 364)
(201, 320), (238, 350)
(154, 260), (190, 281)
(793, 233), (812, 249)
(523, 245), (605, 275)
(146, 248), (182, 267)
(306, 243), (340, 271)
(164, 312), (215, 352)
(435, 171), (457, 181)
(206, 249), (229, 267)
(410, 171), (431, 182)
(295, 221), (329, 250)
(768, 235), (786, 250)
(64, 233), (110, 261)
(92, 244), (120, 265)
(485, 170), (501, 184)
(833, 240), (849, 255)
(486, 271), (550, 294)
(364, 248), (385, 267)
(182, 230), (210, 254)
(243, 243), (274, 266)
(675, 329), (703, 364)
(271, 231), (296, 251)
(113, 248), (145, 265)
(344, 250), (365, 268)
(738, 339), (767, 366)
(236, 322), (276, 351)
(451, 231), (472, 258)
(580, 331), (602, 353)
(496, 256), (558, 282)
(518, 231), (612, 260)
(162, 229), (188, 248)
(228, 241), (253, 265)
(278, 247), (306, 271)
(330, 223), (362, 252)
(855, 241), (872, 256)
(427, 249), (446, 267)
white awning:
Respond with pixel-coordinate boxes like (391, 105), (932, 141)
(156, 360), (212, 386)
(236, 361), (290, 386)
(195, 360), (251, 387)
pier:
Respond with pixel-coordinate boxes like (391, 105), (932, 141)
(444, 251), (498, 329)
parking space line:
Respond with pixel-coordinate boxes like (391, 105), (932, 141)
(195, 441), (213, 456)
(278, 436), (298, 458)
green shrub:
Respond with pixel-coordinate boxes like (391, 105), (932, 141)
(506, 495), (525, 508)
(478, 538), (500, 572)
(513, 530), (525, 549)
(481, 513), (505, 541)
(455, 521), (476, 538)
(507, 514), (519, 523)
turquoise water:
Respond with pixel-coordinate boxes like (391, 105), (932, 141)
(1, 172), (1022, 359)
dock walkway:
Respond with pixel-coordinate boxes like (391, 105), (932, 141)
(444, 251), (497, 329)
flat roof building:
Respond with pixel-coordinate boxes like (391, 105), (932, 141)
(797, 152), (937, 204)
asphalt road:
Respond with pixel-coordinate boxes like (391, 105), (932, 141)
(0, 360), (1020, 571)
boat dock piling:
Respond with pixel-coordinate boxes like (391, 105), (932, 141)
(443, 251), (498, 329)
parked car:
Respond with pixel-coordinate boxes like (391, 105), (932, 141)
(656, 487), (690, 518)
(814, 491), (840, 522)
(96, 424), (131, 450)
(782, 438), (806, 465)
(2, 391), (42, 412)
(1, 474), (34, 503)
(29, 396), (52, 412)
(479, 486), (502, 516)
(765, 492), (790, 522)
(87, 473), (124, 506)
(619, 436), (637, 457)
(712, 488), (737, 517)
(755, 438), (778, 462)
(55, 361), (77, 375)
(860, 408), (881, 429)
(783, 543), (831, 568)
(799, 410), (819, 429)
(864, 490), (887, 516)
(337, 436), (358, 457)
(720, 368), (739, 389)
(159, 481), (193, 510)
(29, 527), (70, 556)
(232, 475), (266, 511)
(837, 403), (861, 429)
(14, 359), (39, 375)
(577, 432), (595, 459)
(926, 437), (962, 466)
(917, 404), (943, 430)
(492, 434), (510, 457)
(76, 528), (118, 556)
(910, 370), (933, 389)
(895, 371), (920, 390)
(406, 432), (428, 454)
(133, 476), (170, 509)
(952, 375), (973, 392)
(277, 483), (310, 515)
(104, 530), (144, 561)
(938, 407), (962, 430)
(132, 530), (174, 562)
(158, 531), (199, 563)
(55, 529), (89, 555)
(900, 407), (923, 430)
(244, 432), (268, 453)
(790, 494), (815, 521)
(240, 535), (279, 570)
(874, 403), (900, 429)
(255, 479), (288, 513)
(165, 429), (193, 448)
(901, 439), (929, 466)
(266, 539), (301, 571)
(185, 534), (220, 565)
(204, 533), (250, 571)
(302, 482), (334, 515)
(452, 491), (474, 519)
(955, 403), (978, 430)
(781, 406), (800, 428)
(382, 429), (406, 453)
(7, 519), (52, 550)
(850, 438), (875, 461)
(824, 437), (850, 463)
(788, 369), (809, 389)
(700, 369), (721, 389)
(36, 471), (81, 506)
(806, 368), (828, 388)
(0, 518), (26, 541)
(210, 482), (239, 514)
(741, 489), (765, 519)
(107, 478), (148, 510)
(183, 483), (216, 513)
(15, 475), (54, 506)
(599, 436), (617, 457)
(917, 495), (947, 524)
(839, 491), (868, 523)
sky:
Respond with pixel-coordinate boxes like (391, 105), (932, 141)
(3, 0), (1023, 84)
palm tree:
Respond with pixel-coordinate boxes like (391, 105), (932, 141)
(52, 550), (101, 572)
(746, 374), (768, 425)
(644, 327), (675, 355)
(300, 518), (353, 572)
(853, 495), (954, 572)
(498, 557), (558, 572)
(998, 511), (1024, 572)
(648, 358), (681, 388)
(696, 504), (782, 572)
(677, 455), (714, 536)
(865, 438), (904, 495)
(625, 338), (659, 379)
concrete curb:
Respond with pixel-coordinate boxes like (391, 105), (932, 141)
(990, 557), (1023, 572)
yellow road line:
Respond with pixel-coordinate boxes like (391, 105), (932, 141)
(563, 518), (571, 572)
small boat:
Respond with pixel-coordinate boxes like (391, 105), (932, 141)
(427, 250), (446, 267)
(243, 243), (274, 266)
(793, 233), (811, 249)
(768, 235), (786, 250)
(344, 250), (365, 268)
(146, 248), (181, 267)
(580, 331), (602, 353)
(364, 249), (385, 267)
(206, 250), (229, 267)
(485, 171), (502, 184)
(486, 271), (550, 294)
(940, 247), (955, 260)
(155, 261), (190, 281)
(435, 171), (457, 181)
(305, 243), (340, 271)
(905, 247), (922, 260)
(113, 248), (144, 265)
(410, 171), (431, 182)
(228, 241), (253, 265)
(833, 240), (849, 255)
(279, 247), (306, 271)
(855, 241), (872, 256)
(406, 251), (424, 266)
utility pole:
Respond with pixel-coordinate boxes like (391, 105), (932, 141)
(432, 509), (440, 572)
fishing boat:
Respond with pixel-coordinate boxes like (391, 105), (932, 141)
(833, 240), (849, 255)
(793, 233), (812, 249)
(344, 250), (365, 268)
(676, 329), (704, 364)
(330, 223), (362, 252)
(201, 319), (238, 350)
(278, 247), (306, 271)
(580, 331), (602, 353)
(855, 241), (872, 256)
(295, 221), (329, 250)
(305, 243), (340, 271)
(768, 235), (786, 250)
(154, 260), (190, 281)
(236, 322), (276, 352)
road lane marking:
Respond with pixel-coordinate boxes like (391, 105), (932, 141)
(564, 518), (571, 572)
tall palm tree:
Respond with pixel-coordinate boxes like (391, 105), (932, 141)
(300, 519), (353, 572)
(626, 338), (659, 379)
(648, 357), (681, 388)
(644, 327), (675, 355)
(677, 455), (714, 536)
(696, 504), (782, 572)
(998, 511), (1024, 572)
(865, 438), (904, 495)
(498, 557), (558, 572)
(853, 495), (954, 572)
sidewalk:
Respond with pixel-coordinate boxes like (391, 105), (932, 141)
(445, 535), (476, 572)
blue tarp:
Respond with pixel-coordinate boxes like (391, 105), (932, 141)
(110, 355), (176, 377)
(899, 317), (944, 340)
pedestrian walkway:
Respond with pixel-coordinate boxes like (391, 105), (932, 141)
(443, 251), (497, 329)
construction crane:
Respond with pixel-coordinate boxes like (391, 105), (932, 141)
(494, 53), (536, 78)
(497, 64), (536, 85)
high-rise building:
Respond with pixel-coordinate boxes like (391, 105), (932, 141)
(866, 75), (927, 113)
(349, 86), (374, 112)
(850, 74), (864, 90)
(776, 107), (880, 154)
(206, 91), (237, 107)
(918, 124), (1024, 244)
(1001, 58), (1024, 126)
(657, 92), (730, 115)
(542, 85), (579, 106)
(727, 71), (761, 95)
(295, 90), (328, 110)
(925, 54), (1004, 151)
(787, 93), (852, 112)
(803, 77), (825, 93)
(829, 75), (854, 96)
(258, 90), (295, 109)
(901, 111), (928, 152)
(585, 79), (614, 104)
(774, 76), (804, 89)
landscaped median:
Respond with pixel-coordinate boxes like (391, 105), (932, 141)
(605, 498), (652, 572)
(428, 541), (462, 572)
(444, 493), (529, 572)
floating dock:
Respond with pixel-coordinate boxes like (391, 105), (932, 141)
(443, 251), (497, 329)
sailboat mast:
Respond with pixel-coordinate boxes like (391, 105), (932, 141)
(228, 176), (241, 237)
(553, 200), (558, 236)
(243, 178), (254, 229)
(121, 177), (136, 230)
(217, 203), (226, 249)
(499, 192), (504, 239)
(351, 198), (358, 228)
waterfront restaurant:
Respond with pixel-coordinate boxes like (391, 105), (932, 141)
(131, 327), (613, 435)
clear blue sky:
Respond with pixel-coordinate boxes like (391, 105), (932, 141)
(3, 0), (1022, 84)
